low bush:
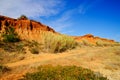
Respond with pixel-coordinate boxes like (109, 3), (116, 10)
(0, 41), (25, 53)
(96, 40), (104, 47)
(0, 64), (10, 75)
(2, 26), (20, 42)
(78, 39), (94, 47)
(96, 40), (112, 47)
(18, 15), (28, 20)
(27, 41), (40, 54)
(30, 48), (39, 54)
(27, 40), (40, 47)
(22, 65), (108, 80)
(16, 43), (25, 53)
(113, 42), (120, 46)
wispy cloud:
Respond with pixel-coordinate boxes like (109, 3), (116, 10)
(46, 9), (76, 33)
(50, 0), (101, 33)
(78, 0), (100, 14)
(0, 0), (63, 18)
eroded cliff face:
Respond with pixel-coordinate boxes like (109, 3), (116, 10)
(0, 15), (55, 42)
(0, 15), (115, 44)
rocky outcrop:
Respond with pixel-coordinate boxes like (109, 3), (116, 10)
(74, 34), (115, 44)
(0, 15), (56, 42)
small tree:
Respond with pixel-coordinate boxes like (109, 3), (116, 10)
(18, 15), (28, 20)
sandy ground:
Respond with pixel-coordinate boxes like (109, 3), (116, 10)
(1, 46), (120, 80)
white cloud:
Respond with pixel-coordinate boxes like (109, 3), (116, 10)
(46, 9), (76, 33)
(0, 0), (72, 33)
(0, 0), (63, 18)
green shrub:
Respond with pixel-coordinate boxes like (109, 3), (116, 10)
(40, 31), (77, 53)
(18, 15), (28, 20)
(3, 34), (19, 42)
(0, 41), (26, 53)
(2, 26), (20, 42)
(22, 65), (108, 80)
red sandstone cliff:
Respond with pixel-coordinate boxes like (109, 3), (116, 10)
(0, 15), (115, 44)
(0, 15), (56, 42)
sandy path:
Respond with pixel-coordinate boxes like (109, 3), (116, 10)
(5, 47), (105, 68)
(5, 49), (86, 68)
(2, 47), (120, 80)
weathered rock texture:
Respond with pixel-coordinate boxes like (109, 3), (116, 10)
(0, 15), (55, 42)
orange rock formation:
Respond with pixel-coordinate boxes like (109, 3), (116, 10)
(0, 15), (55, 42)
(0, 15), (115, 44)
(74, 34), (115, 44)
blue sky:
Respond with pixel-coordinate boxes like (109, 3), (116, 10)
(0, 0), (120, 41)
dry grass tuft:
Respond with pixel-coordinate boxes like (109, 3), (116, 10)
(39, 31), (77, 53)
